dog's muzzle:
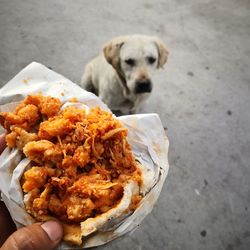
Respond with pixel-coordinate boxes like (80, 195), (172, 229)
(134, 79), (152, 94)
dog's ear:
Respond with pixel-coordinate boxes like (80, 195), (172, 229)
(103, 38), (125, 71)
(153, 37), (169, 68)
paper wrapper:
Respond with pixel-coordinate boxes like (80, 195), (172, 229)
(0, 62), (169, 249)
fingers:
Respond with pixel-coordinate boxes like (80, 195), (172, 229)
(0, 134), (6, 154)
(0, 202), (16, 246)
(1, 221), (63, 250)
(0, 135), (13, 246)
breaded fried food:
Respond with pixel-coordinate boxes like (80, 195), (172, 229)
(24, 94), (62, 117)
(6, 127), (38, 149)
(0, 94), (142, 246)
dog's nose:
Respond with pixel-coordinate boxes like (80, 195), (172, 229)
(134, 80), (152, 94)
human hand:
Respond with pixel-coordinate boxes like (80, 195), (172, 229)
(0, 134), (63, 250)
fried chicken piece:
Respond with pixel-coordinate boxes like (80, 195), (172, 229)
(65, 195), (95, 222)
(38, 118), (73, 140)
(24, 95), (41, 106)
(72, 145), (90, 168)
(24, 188), (40, 213)
(62, 157), (78, 178)
(16, 104), (40, 125)
(0, 104), (39, 131)
(62, 106), (86, 122)
(23, 140), (57, 164)
(22, 167), (55, 192)
(44, 143), (63, 165)
(0, 112), (23, 129)
(32, 184), (51, 215)
(51, 176), (72, 191)
(24, 94), (62, 117)
(48, 194), (66, 217)
(71, 123), (87, 143)
(23, 140), (63, 165)
(5, 131), (17, 148)
(67, 173), (117, 201)
(86, 107), (124, 137)
(89, 182), (123, 212)
(5, 127), (38, 149)
(39, 96), (62, 117)
(15, 128), (38, 149)
(66, 173), (123, 217)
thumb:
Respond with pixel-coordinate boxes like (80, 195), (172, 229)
(1, 221), (63, 250)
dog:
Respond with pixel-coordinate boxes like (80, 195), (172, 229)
(80, 35), (169, 115)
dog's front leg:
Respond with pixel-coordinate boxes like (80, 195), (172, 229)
(81, 65), (98, 95)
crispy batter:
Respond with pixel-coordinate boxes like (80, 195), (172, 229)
(23, 140), (61, 164)
(24, 94), (62, 117)
(62, 106), (86, 122)
(0, 94), (142, 246)
(23, 167), (55, 192)
(38, 118), (73, 140)
(6, 127), (38, 149)
(0, 104), (40, 131)
(72, 145), (90, 168)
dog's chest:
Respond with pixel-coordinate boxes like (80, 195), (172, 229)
(104, 92), (134, 110)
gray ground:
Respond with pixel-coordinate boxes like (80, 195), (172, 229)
(0, 0), (250, 249)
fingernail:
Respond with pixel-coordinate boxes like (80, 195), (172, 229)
(41, 220), (63, 241)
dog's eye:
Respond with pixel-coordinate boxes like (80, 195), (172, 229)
(147, 56), (156, 64)
(125, 58), (135, 67)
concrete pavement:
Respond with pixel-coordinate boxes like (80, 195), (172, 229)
(0, 0), (250, 249)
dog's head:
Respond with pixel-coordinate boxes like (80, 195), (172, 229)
(103, 35), (169, 96)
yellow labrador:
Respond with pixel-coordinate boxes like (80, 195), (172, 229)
(81, 35), (169, 114)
